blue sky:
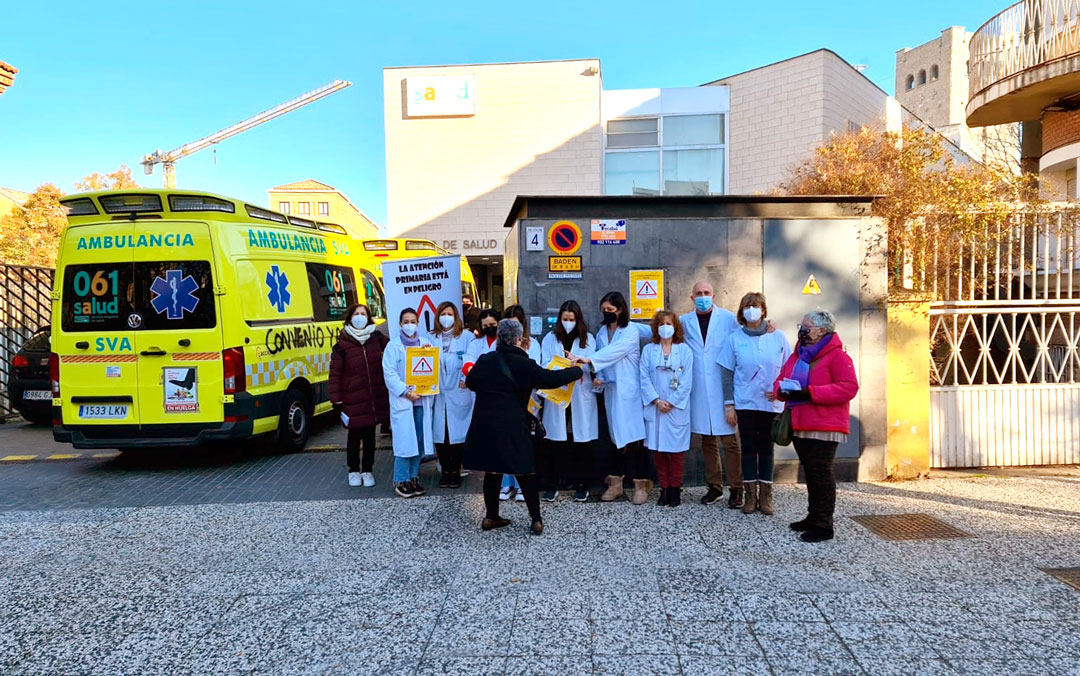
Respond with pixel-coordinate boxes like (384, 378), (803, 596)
(1, 0), (1000, 226)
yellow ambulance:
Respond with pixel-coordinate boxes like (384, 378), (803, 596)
(51, 189), (382, 451)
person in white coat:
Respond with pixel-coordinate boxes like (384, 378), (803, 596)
(383, 308), (436, 498)
(640, 311), (695, 507)
(430, 301), (475, 489)
(539, 300), (597, 502)
(718, 292), (791, 516)
(679, 280), (744, 509)
(572, 291), (649, 504)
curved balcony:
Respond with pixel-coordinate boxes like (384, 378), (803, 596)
(968, 0), (1080, 126)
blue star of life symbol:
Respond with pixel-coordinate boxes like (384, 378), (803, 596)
(149, 269), (200, 320)
(266, 265), (291, 313)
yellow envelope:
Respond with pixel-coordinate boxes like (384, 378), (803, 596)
(537, 355), (575, 409)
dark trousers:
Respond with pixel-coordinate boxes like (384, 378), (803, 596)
(483, 472), (541, 523)
(606, 440), (650, 480)
(435, 442), (464, 475)
(736, 410), (777, 483)
(346, 425), (377, 473)
(793, 437), (838, 532)
(538, 439), (592, 491)
(653, 451), (686, 488)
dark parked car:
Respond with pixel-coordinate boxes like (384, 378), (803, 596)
(10, 328), (52, 425)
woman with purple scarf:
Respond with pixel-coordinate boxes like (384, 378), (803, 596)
(770, 310), (859, 543)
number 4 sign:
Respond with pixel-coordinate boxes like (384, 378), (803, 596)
(526, 226), (544, 252)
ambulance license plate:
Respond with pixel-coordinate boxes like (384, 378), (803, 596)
(78, 405), (128, 419)
(22, 390), (52, 401)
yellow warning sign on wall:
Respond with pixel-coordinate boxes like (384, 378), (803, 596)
(629, 269), (664, 318)
(802, 274), (822, 295)
(405, 346), (440, 395)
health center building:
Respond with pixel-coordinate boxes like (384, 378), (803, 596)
(383, 51), (900, 309)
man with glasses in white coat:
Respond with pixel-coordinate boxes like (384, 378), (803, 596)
(680, 281), (744, 508)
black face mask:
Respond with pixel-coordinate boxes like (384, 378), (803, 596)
(798, 327), (812, 345)
(602, 311), (618, 326)
(483, 326), (498, 338)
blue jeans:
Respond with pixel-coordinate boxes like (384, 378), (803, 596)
(502, 474), (520, 490)
(393, 406), (425, 483)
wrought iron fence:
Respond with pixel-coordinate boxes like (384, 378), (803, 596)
(0, 265), (54, 417)
(970, 0), (1080, 96)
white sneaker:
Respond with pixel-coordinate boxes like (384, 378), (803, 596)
(499, 487), (514, 501)
(515, 492), (525, 502)
(348, 472), (363, 487)
(460, 469), (471, 477)
(360, 472), (376, 487)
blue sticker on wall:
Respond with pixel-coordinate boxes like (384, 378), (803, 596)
(266, 265), (291, 313)
(150, 269), (200, 320)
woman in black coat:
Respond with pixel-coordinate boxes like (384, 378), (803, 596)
(464, 319), (582, 534)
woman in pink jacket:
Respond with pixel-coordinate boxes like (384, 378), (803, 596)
(770, 310), (858, 543)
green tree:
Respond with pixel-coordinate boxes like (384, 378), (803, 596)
(0, 183), (67, 267)
(74, 164), (140, 192)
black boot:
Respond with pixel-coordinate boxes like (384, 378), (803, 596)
(789, 517), (812, 532)
(657, 487), (669, 507)
(438, 471), (451, 488)
(448, 471), (462, 489)
(669, 487), (681, 507)
(800, 527), (834, 543)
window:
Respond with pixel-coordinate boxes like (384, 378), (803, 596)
(905, 75), (915, 91)
(930, 65), (939, 81)
(918, 70), (927, 86)
(62, 261), (217, 332)
(298, 202), (310, 216)
(605, 113), (727, 195)
(318, 201), (329, 216)
(279, 201), (290, 214)
(21, 329), (50, 352)
(606, 117), (658, 148)
(306, 263), (357, 322)
(359, 270), (386, 321)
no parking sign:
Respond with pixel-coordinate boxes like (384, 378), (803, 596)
(547, 221), (582, 255)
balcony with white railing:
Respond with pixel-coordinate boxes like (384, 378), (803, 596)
(968, 0), (1080, 126)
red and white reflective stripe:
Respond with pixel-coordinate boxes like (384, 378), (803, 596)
(61, 354), (138, 363)
(171, 352), (220, 361)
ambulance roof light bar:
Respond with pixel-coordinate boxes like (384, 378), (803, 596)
(141, 79), (352, 188)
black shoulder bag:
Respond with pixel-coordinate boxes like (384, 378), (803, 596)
(494, 352), (547, 440)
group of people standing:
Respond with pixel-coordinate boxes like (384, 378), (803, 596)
(328, 280), (859, 543)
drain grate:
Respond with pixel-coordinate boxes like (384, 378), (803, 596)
(850, 514), (973, 541)
(1041, 568), (1080, 593)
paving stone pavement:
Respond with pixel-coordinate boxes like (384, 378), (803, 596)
(2, 472), (1080, 675)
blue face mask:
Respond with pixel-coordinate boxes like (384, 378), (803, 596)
(694, 296), (713, 313)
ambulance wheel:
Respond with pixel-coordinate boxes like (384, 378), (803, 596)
(277, 389), (311, 453)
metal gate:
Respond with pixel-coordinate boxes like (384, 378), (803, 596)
(0, 265), (54, 417)
(926, 210), (1080, 467)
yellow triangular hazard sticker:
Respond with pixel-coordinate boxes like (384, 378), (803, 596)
(802, 274), (822, 295)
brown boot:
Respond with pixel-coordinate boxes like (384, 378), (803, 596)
(601, 475), (625, 502)
(742, 483), (758, 514)
(631, 479), (650, 505)
(758, 483), (774, 515)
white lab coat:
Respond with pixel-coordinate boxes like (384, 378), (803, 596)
(430, 330), (476, 444)
(679, 309), (738, 436)
(640, 342), (694, 452)
(382, 337), (436, 458)
(539, 331), (598, 443)
(464, 335), (498, 369)
(718, 329), (792, 414)
(591, 324), (646, 449)
(522, 336), (542, 365)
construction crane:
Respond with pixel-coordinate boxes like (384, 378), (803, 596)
(141, 79), (351, 188)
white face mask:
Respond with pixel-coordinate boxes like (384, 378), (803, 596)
(561, 320), (576, 333)
(400, 322), (418, 337)
(350, 314), (368, 330)
(743, 306), (763, 323)
(439, 314), (455, 329)
(658, 324), (675, 340)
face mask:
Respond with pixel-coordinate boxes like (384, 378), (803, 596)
(350, 314), (368, 330)
(798, 327), (812, 345)
(694, 296), (713, 313)
(743, 306), (762, 323)
(439, 314), (455, 329)
(561, 320), (577, 333)
(401, 323), (418, 337)
(483, 325), (498, 338)
(602, 311), (618, 326)
(658, 324), (675, 340)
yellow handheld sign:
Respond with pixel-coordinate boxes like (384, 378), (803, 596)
(537, 355), (576, 408)
(405, 346), (440, 395)
(629, 269), (664, 318)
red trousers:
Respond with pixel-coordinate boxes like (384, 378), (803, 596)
(653, 451), (686, 488)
